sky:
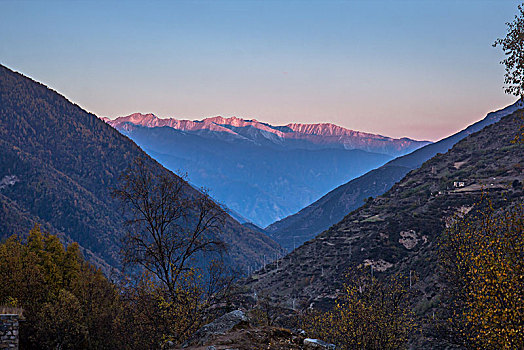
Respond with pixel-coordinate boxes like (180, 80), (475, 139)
(0, 0), (520, 141)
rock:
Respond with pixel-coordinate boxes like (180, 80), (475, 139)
(186, 310), (249, 346)
(304, 338), (336, 349)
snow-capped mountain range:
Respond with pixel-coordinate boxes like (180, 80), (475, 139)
(104, 114), (430, 156)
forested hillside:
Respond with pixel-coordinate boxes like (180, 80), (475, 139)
(0, 64), (280, 269)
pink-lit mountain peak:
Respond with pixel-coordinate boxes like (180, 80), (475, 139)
(105, 113), (430, 155)
(109, 113), (387, 138)
(203, 115), (257, 126)
(200, 116), (286, 135)
(120, 113), (159, 125)
(107, 113), (239, 134)
(284, 122), (390, 139)
(108, 113), (285, 137)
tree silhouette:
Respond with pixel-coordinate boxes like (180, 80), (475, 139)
(113, 157), (231, 345)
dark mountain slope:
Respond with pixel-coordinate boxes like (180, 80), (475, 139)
(266, 101), (522, 251)
(0, 64), (280, 268)
(245, 109), (524, 318)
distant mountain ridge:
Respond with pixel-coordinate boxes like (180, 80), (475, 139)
(266, 100), (523, 251)
(106, 114), (430, 156)
(104, 114), (429, 227)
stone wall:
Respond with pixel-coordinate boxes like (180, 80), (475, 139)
(0, 314), (19, 349)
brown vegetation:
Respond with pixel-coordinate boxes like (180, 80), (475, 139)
(302, 267), (417, 350)
(439, 201), (524, 349)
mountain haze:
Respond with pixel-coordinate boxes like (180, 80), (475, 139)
(0, 64), (280, 269)
(266, 101), (523, 251)
(106, 114), (429, 226)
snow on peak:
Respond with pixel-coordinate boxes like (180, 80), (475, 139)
(105, 113), (427, 154)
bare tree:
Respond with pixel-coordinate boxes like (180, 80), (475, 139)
(113, 158), (231, 345)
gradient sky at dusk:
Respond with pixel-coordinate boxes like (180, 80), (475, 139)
(0, 1), (520, 141)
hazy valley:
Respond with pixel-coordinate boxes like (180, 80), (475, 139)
(104, 114), (428, 227)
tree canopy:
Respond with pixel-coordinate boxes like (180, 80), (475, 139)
(495, 3), (524, 143)
(302, 267), (416, 350)
(494, 4), (524, 100)
(439, 202), (524, 349)
(0, 225), (122, 349)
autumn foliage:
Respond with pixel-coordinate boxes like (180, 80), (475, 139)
(0, 225), (121, 349)
(302, 267), (416, 350)
(440, 201), (524, 349)
(0, 225), (229, 349)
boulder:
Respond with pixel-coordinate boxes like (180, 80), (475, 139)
(303, 338), (336, 349)
(185, 310), (248, 346)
